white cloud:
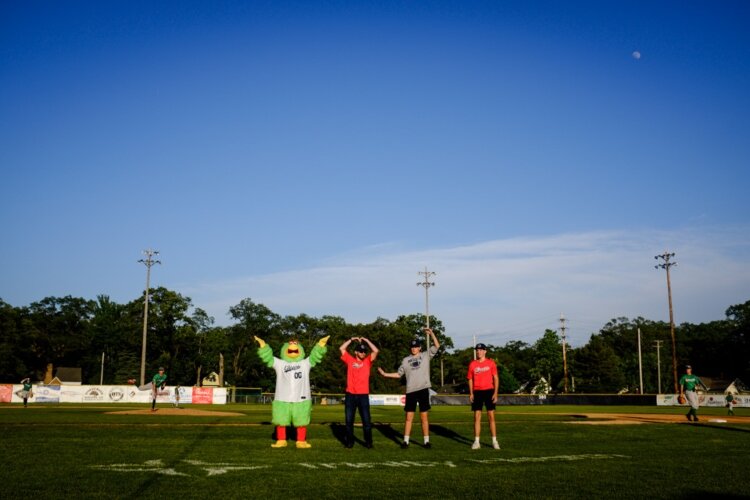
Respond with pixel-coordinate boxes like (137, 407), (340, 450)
(183, 226), (750, 349)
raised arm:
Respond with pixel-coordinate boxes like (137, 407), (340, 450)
(425, 328), (440, 351)
(339, 337), (357, 356)
(309, 335), (330, 368)
(254, 336), (274, 368)
(361, 337), (379, 362)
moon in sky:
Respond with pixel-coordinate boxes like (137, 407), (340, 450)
(632, 51), (642, 60)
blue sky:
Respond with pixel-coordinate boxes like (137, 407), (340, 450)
(1, 1), (749, 347)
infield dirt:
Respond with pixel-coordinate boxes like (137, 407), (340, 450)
(563, 413), (750, 425)
(105, 408), (244, 417)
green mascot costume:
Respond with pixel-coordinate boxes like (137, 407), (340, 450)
(254, 335), (329, 448)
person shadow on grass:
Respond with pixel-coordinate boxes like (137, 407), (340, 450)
(329, 422), (351, 446)
(373, 423), (403, 445)
(430, 424), (474, 445)
(330, 422), (396, 447)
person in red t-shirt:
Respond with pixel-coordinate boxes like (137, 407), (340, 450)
(339, 336), (379, 448)
(467, 343), (500, 450)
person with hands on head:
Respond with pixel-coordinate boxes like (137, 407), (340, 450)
(339, 336), (379, 448)
(16, 377), (33, 408)
(378, 327), (439, 449)
(467, 343), (500, 449)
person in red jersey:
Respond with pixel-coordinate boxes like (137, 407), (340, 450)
(467, 343), (500, 450)
(339, 336), (379, 448)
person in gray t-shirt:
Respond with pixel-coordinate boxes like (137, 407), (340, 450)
(379, 328), (440, 448)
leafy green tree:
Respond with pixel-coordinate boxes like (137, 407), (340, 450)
(495, 340), (535, 386)
(87, 295), (139, 384)
(227, 298), (282, 387)
(26, 296), (96, 378)
(530, 329), (563, 388)
(0, 300), (28, 381)
(571, 336), (626, 392)
(498, 364), (520, 393)
(725, 300), (750, 381)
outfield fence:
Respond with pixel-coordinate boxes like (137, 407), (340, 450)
(5, 383), (747, 407)
(0, 384), (227, 404)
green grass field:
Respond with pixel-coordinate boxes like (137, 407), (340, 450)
(1, 403), (748, 499)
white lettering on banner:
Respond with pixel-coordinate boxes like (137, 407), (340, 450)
(91, 455), (623, 477)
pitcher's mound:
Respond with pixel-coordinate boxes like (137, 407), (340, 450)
(106, 408), (243, 417)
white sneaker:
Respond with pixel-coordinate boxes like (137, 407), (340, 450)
(471, 441), (481, 450)
(492, 441), (500, 450)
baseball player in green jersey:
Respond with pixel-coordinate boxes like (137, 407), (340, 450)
(679, 365), (705, 422)
(151, 367), (167, 412)
(725, 393), (736, 416)
(15, 377), (33, 408)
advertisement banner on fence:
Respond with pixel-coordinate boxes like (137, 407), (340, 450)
(30, 385), (60, 403)
(657, 394), (750, 407)
(173, 386), (192, 405)
(3, 384), (226, 404)
(60, 386), (85, 403)
(192, 387), (214, 404)
(212, 388), (227, 405)
(0, 385), (12, 403)
(369, 394), (406, 406)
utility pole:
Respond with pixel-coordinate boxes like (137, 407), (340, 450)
(417, 267), (439, 384)
(559, 313), (568, 393)
(138, 249), (161, 386)
(416, 267), (436, 347)
(654, 251), (678, 393)
(637, 328), (644, 394)
(654, 340), (663, 394)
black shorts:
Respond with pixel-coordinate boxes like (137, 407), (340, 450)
(404, 388), (431, 412)
(471, 389), (496, 411)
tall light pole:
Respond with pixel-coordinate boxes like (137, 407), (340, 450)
(417, 267), (441, 385)
(654, 251), (678, 393)
(416, 267), (436, 346)
(559, 313), (569, 393)
(139, 249), (161, 386)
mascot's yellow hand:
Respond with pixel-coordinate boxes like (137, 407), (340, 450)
(254, 336), (266, 348)
(318, 335), (331, 347)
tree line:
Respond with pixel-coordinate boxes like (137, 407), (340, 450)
(0, 290), (747, 393)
